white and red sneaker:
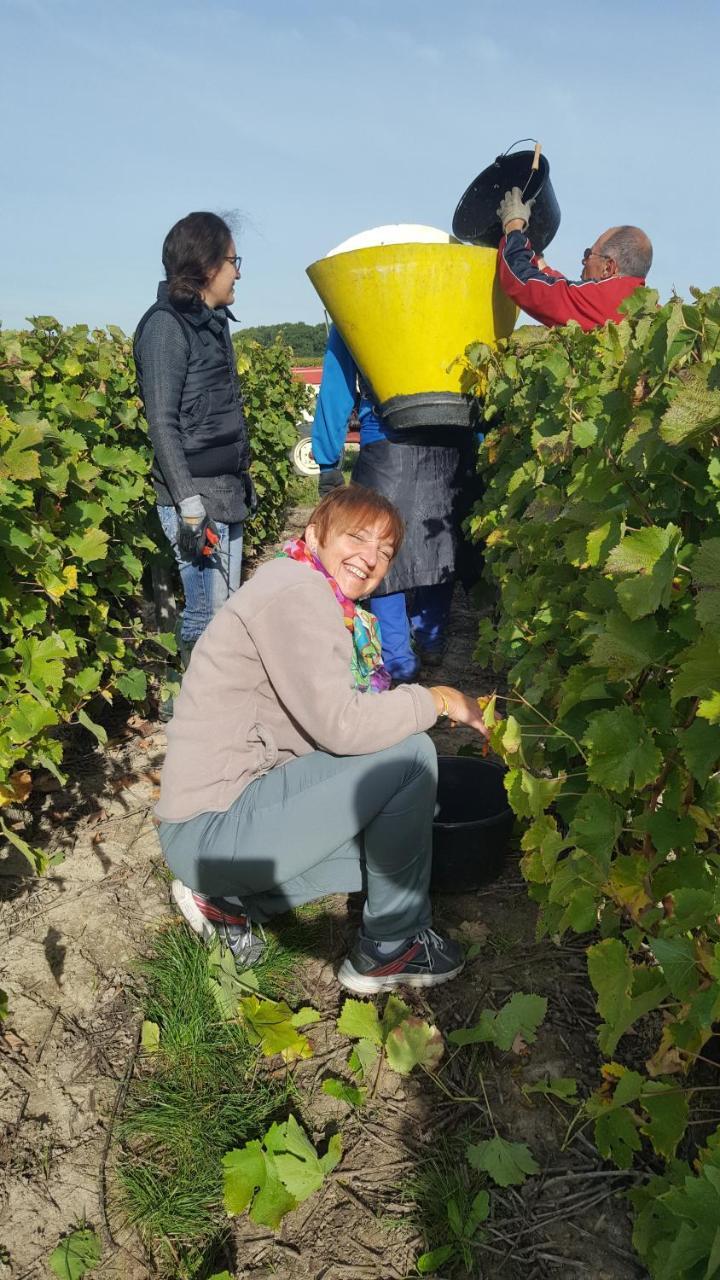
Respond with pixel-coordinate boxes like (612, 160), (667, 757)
(171, 879), (264, 968)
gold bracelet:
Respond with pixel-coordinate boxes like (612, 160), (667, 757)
(437, 693), (450, 719)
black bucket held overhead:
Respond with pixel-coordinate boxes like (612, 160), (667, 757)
(453, 139), (561, 255)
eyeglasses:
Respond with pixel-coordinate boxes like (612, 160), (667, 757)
(225, 255), (242, 270)
(583, 247), (611, 264)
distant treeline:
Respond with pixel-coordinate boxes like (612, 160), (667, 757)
(236, 321), (328, 362)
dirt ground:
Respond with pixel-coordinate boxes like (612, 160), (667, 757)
(0, 505), (647, 1280)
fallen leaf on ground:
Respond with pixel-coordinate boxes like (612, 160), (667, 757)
(110, 774), (136, 794)
(451, 921), (489, 945)
(128, 715), (156, 737)
(511, 1033), (530, 1056)
(0, 770), (32, 806)
(1, 1029), (28, 1056)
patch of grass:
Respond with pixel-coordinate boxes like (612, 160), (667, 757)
(402, 1130), (489, 1278)
(116, 904), (336, 1276)
(288, 471), (318, 506)
(486, 925), (524, 956)
(255, 899), (338, 999)
(116, 923), (288, 1276)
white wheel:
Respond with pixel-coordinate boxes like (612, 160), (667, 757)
(290, 435), (320, 477)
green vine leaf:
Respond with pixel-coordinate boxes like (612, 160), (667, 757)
(449, 992), (547, 1053)
(322, 1077), (365, 1107)
(505, 767), (566, 819)
(384, 1016), (444, 1075)
(588, 611), (668, 680)
(348, 1039), (379, 1080)
(337, 998), (382, 1046)
(222, 1116), (340, 1229)
(466, 1136), (539, 1187)
(523, 1077), (579, 1102)
(679, 718), (720, 787)
(593, 1106), (642, 1169)
(587, 938), (633, 1043)
(659, 364), (720, 445)
(380, 992), (413, 1037)
(672, 636), (720, 719)
(264, 1114), (329, 1200)
(338, 995), (443, 1076)
(248, 1155), (297, 1229)
(76, 709), (108, 746)
(48, 1228), (101, 1280)
(692, 538), (720, 628)
(222, 1140), (266, 1216)
(640, 1083), (690, 1159)
(583, 706), (662, 792)
(649, 937), (700, 1002)
(207, 936), (258, 1019)
(604, 524), (682, 620)
(239, 995), (314, 1062)
(567, 791), (623, 864)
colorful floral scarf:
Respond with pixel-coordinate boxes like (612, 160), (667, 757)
(278, 537), (391, 692)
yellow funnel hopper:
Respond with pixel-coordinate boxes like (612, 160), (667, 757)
(307, 228), (517, 430)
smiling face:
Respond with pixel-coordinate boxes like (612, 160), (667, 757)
(306, 517), (396, 601)
(202, 238), (241, 309)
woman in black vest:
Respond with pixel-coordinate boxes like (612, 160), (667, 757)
(134, 212), (254, 668)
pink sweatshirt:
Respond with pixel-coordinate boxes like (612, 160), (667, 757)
(156, 557), (437, 822)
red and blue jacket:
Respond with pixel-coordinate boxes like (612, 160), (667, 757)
(498, 230), (645, 332)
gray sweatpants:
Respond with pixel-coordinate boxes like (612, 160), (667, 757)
(157, 733), (437, 942)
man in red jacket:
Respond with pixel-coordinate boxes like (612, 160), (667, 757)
(496, 187), (652, 332)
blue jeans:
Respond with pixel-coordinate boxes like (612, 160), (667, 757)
(157, 505), (243, 644)
(158, 733), (437, 941)
(371, 583), (454, 680)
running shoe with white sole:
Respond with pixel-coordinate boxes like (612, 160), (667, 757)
(337, 927), (464, 994)
(170, 879), (264, 968)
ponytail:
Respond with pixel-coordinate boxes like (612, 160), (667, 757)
(161, 212), (233, 311)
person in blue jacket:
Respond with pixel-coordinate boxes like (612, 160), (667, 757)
(312, 325), (475, 681)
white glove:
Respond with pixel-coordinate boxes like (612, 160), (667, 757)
(497, 187), (535, 232)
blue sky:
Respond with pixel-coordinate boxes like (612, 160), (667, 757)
(2, 0), (717, 333)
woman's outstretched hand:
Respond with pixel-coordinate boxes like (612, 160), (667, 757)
(429, 685), (492, 738)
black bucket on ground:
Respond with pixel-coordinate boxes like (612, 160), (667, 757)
(431, 755), (514, 892)
(452, 144), (561, 255)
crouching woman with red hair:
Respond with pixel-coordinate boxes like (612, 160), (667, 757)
(156, 484), (489, 994)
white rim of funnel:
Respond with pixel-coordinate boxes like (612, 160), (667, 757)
(326, 224), (452, 257)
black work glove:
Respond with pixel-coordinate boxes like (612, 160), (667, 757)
(318, 467), (345, 498)
(177, 512), (220, 561)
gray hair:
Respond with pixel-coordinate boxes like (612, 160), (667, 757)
(602, 226), (653, 278)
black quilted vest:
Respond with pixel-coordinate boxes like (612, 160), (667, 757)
(134, 284), (249, 471)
